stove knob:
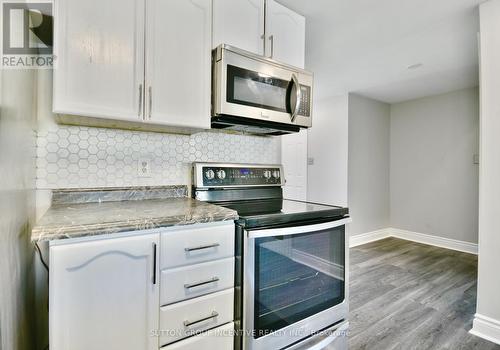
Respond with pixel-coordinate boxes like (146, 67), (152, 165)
(216, 169), (226, 179)
(263, 170), (272, 179)
(205, 169), (215, 180)
(272, 170), (280, 178)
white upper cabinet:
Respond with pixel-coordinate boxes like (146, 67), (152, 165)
(53, 0), (210, 130)
(212, 0), (305, 66)
(145, 0), (211, 128)
(53, 0), (305, 131)
(49, 234), (160, 350)
(265, 0), (305, 68)
(53, 0), (145, 121)
(212, 0), (265, 55)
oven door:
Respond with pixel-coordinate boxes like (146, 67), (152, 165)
(243, 218), (350, 350)
(213, 45), (313, 128)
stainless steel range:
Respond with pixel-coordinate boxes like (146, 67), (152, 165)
(193, 163), (350, 350)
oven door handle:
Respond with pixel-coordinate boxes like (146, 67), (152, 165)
(247, 217), (352, 239)
(286, 322), (349, 350)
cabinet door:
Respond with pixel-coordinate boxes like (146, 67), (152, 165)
(213, 0), (265, 55)
(265, 0), (305, 68)
(145, 0), (211, 129)
(53, 0), (145, 121)
(49, 234), (159, 350)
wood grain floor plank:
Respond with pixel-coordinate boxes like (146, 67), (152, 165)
(350, 301), (438, 350)
(349, 238), (500, 350)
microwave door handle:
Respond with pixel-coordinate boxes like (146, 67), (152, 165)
(290, 73), (301, 122)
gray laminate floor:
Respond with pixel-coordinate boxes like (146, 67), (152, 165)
(349, 238), (500, 350)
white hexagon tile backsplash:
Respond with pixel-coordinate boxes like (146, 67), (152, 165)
(36, 125), (281, 189)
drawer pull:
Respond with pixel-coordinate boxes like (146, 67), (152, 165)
(184, 277), (220, 289)
(183, 311), (219, 328)
(184, 243), (220, 252)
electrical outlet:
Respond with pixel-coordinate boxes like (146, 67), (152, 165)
(138, 159), (151, 178)
(308, 157), (314, 165)
(473, 154), (479, 165)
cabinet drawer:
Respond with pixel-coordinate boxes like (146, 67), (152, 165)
(161, 257), (234, 305)
(160, 322), (234, 350)
(160, 223), (234, 269)
(159, 289), (234, 346)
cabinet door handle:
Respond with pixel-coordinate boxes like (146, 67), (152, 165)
(184, 243), (220, 252)
(148, 86), (152, 119)
(138, 84), (143, 118)
(183, 311), (219, 327)
(184, 276), (219, 289)
(269, 35), (274, 58)
(152, 242), (157, 285)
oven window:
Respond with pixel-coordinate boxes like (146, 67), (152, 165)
(227, 65), (291, 113)
(253, 226), (345, 337)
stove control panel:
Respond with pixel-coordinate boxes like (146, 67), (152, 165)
(193, 163), (284, 187)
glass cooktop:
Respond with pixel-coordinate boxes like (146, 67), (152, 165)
(219, 198), (349, 229)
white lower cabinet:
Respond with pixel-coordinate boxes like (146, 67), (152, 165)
(159, 289), (234, 346)
(160, 222), (235, 269)
(160, 257), (235, 305)
(161, 322), (234, 350)
(49, 222), (235, 350)
(49, 233), (160, 350)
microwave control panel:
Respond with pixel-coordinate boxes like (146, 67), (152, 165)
(201, 166), (283, 187)
(298, 85), (311, 117)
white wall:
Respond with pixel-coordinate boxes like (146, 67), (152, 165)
(472, 0), (500, 343)
(0, 69), (37, 350)
(281, 130), (308, 201)
(348, 94), (390, 236)
(390, 88), (479, 243)
(307, 94), (349, 206)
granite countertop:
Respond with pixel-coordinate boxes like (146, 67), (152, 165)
(31, 187), (238, 242)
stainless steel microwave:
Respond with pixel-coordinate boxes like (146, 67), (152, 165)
(212, 44), (313, 135)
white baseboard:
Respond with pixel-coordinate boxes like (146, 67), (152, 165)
(390, 228), (478, 255)
(349, 228), (391, 247)
(349, 227), (478, 255)
(471, 314), (500, 345)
